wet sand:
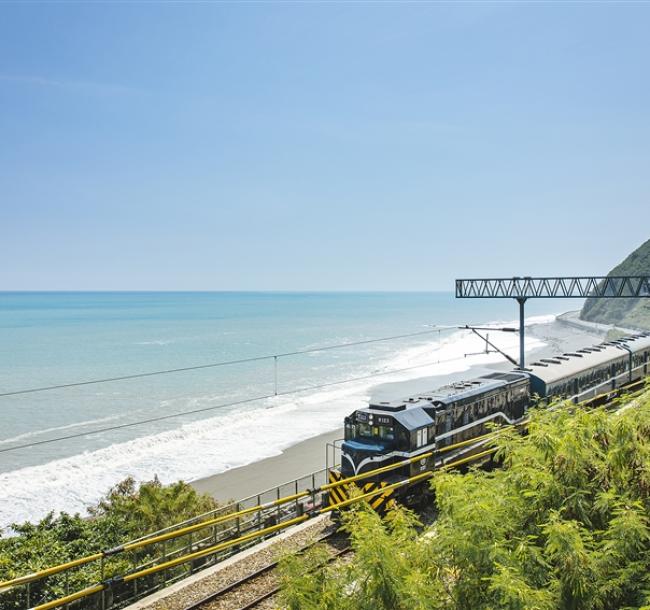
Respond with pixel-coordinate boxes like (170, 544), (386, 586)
(192, 314), (603, 503)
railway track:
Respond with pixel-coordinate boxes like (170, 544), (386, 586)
(183, 531), (351, 610)
(162, 382), (644, 610)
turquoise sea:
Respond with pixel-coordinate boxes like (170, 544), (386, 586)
(0, 292), (571, 526)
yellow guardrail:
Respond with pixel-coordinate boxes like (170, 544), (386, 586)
(0, 429), (504, 593)
(26, 446), (498, 610)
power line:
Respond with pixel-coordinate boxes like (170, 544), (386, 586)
(0, 327), (457, 398)
(0, 351), (473, 454)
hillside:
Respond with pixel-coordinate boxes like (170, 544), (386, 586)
(580, 238), (650, 331)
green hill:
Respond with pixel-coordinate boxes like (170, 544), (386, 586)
(580, 238), (650, 331)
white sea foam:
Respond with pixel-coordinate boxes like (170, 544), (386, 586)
(0, 415), (124, 445)
(0, 315), (555, 529)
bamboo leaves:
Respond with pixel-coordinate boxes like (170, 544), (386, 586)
(280, 388), (650, 609)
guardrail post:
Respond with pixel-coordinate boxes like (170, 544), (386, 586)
(100, 556), (106, 610)
(64, 569), (69, 607)
(133, 552), (138, 600)
(186, 531), (192, 574)
(26, 582), (30, 609)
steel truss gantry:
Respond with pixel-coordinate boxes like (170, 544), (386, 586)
(455, 276), (650, 369)
(456, 276), (650, 300)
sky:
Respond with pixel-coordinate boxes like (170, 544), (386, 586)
(0, 2), (649, 291)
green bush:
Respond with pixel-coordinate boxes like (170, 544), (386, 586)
(0, 477), (218, 609)
(280, 389), (650, 610)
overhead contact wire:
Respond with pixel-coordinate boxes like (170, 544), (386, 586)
(0, 327), (457, 398)
(0, 351), (470, 454)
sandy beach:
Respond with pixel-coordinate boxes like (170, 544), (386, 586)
(191, 428), (343, 503)
(191, 313), (605, 504)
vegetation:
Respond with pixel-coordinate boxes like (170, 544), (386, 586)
(0, 477), (219, 609)
(280, 386), (650, 610)
(581, 237), (650, 331)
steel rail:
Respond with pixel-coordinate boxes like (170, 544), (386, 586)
(233, 547), (353, 610)
(182, 530), (347, 610)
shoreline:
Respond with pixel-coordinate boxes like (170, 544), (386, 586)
(191, 313), (604, 503)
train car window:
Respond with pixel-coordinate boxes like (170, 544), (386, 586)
(417, 429), (423, 447)
(422, 427), (428, 446)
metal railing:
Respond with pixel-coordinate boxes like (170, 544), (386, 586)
(1, 430), (502, 610)
(0, 468), (330, 610)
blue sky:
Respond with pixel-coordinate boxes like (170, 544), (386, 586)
(1, 2), (648, 290)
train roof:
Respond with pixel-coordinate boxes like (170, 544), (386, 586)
(361, 371), (529, 424)
(404, 372), (528, 407)
(526, 333), (650, 386)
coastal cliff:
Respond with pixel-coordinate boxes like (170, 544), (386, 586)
(580, 238), (650, 331)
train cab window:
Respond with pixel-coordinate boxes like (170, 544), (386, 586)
(356, 423), (394, 442)
(345, 422), (354, 440)
(357, 423), (373, 438)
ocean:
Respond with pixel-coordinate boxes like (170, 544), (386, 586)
(0, 292), (572, 528)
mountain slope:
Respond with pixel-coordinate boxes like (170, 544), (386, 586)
(580, 238), (650, 330)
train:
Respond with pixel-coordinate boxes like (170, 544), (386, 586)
(326, 332), (650, 510)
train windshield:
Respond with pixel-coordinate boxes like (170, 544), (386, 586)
(355, 423), (395, 441)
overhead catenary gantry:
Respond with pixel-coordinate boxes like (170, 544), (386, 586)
(455, 276), (650, 369)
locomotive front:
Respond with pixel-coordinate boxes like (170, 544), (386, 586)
(341, 400), (436, 478)
(342, 408), (398, 477)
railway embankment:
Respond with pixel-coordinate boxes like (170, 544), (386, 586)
(125, 515), (334, 610)
(277, 384), (650, 610)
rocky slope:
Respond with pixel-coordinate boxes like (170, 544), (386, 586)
(580, 238), (650, 331)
